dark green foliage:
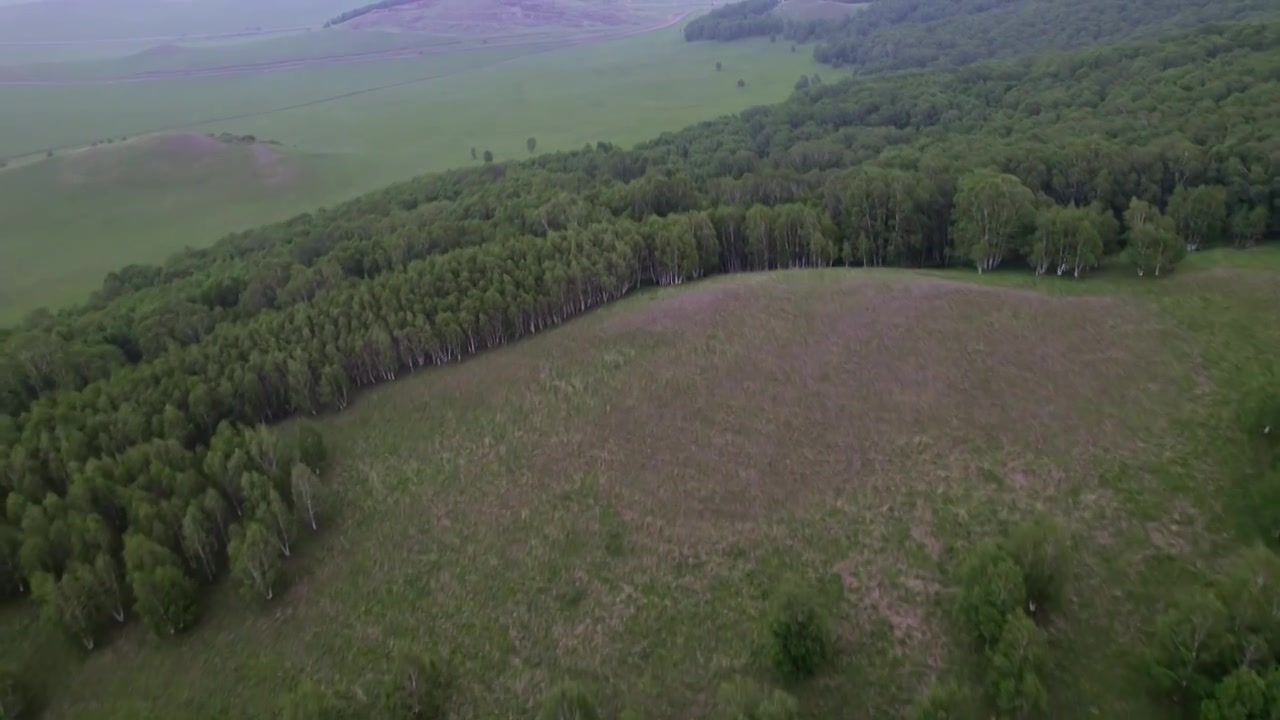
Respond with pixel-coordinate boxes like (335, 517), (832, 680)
(528, 137), (538, 154)
(295, 424), (327, 472)
(482, 149), (493, 164)
(794, 75), (809, 92)
(323, 0), (416, 27)
(812, 0), (1277, 71)
(537, 682), (599, 720)
(1125, 198), (1186, 276)
(1149, 589), (1233, 702)
(0, 668), (30, 720)
(280, 681), (361, 720)
(1003, 518), (1069, 618)
(955, 543), (1027, 649)
(685, 0), (783, 42)
(913, 681), (972, 720)
(123, 534), (198, 635)
(383, 653), (452, 719)
(715, 678), (800, 720)
(1214, 547), (1280, 667)
(1199, 667), (1280, 720)
(987, 613), (1049, 719)
(763, 580), (834, 681)
(228, 522), (281, 601)
(736, 78), (745, 88)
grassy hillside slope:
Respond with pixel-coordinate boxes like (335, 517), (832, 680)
(5, 249), (1277, 718)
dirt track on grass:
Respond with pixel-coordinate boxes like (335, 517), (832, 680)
(0, 9), (697, 86)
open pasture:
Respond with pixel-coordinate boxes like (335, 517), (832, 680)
(0, 24), (824, 322)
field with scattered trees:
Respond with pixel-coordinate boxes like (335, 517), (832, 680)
(0, 0), (1278, 718)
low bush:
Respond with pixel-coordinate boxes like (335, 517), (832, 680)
(1149, 589), (1233, 702)
(715, 678), (800, 720)
(385, 653), (453, 719)
(988, 613), (1049, 719)
(0, 669), (30, 720)
(913, 680), (972, 720)
(956, 543), (1027, 650)
(538, 682), (600, 720)
(1004, 518), (1069, 618)
(763, 580), (835, 681)
(1199, 666), (1280, 720)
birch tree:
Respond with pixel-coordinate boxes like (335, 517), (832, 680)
(181, 504), (220, 581)
(290, 463), (321, 532)
(1167, 184), (1227, 251)
(1124, 197), (1184, 277)
(244, 472), (297, 557)
(31, 566), (104, 650)
(952, 170), (1035, 273)
(91, 552), (127, 623)
(229, 522), (281, 601)
(123, 533), (198, 636)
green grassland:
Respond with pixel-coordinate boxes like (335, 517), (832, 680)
(0, 26), (827, 323)
(3, 248), (1277, 718)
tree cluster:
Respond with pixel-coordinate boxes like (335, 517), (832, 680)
(1150, 547), (1280, 717)
(322, 0), (416, 28)
(810, 0), (1278, 71)
(683, 0), (785, 42)
(4, 417), (325, 650)
(951, 519), (1069, 717)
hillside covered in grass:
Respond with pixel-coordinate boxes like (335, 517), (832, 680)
(0, 10), (1278, 720)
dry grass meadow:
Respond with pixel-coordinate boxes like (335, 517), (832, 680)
(6, 252), (1280, 719)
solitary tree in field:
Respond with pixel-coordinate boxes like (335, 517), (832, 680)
(716, 61), (723, 72)
(470, 147), (477, 161)
(483, 150), (494, 164)
(737, 79), (746, 88)
(791, 44), (797, 53)
(527, 137), (537, 154)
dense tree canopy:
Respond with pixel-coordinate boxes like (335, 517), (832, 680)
(683, 0), (785, 42)
(0, 22), (1276, 657)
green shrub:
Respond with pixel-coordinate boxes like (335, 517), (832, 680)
(538, 682), (600, 720)
(1198, 666), (1280, 720)
(0, 669), (30, 720)
(280, 681), (361, 720)
(988, 613), (1049, 719)
(384, 653), (452, 719)
(1214, 546), (1280, 665)
(1149, 589), (1233, 702)
(763, 581), (835, 681)
(913, 680), (972, 720)
(1004, 518), (1069, 618)
(956, 543), (1027, 649)
(715, 678), (800, 720)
